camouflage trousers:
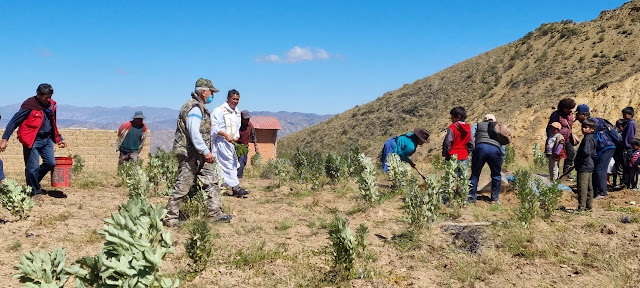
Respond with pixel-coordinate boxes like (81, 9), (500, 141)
(164, 155), (223, 225)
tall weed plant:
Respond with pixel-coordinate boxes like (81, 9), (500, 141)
(532, 143), (547, 169)
(327, 216), (370, 280)
(356, 154), (379, 203)
(404, 177), (440, 231)
(185, 219), (215, 273)
(536, 179), (563, 219)
(262, 158), (293, 185)
(292, 148), (325, 190)
(1, 179), (35, 220)
(514, 170), (539, 228)
(146, 148), (178, 197)
(386, 153), (411, 194)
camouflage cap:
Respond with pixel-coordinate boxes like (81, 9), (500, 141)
(195, 78), (219, 93)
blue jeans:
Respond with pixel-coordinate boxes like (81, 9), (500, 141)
(469, 143), (504, 202)
(237, 154), (248, 178)
(594, 148), (615, 197)
(22, 137), (56, 194)
(0, 159), (5, 181)
(381, 137), (397, 172)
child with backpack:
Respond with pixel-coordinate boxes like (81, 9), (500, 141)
(621, 107), (636, 188)
(627, 138), (640, 190)
(575, 118), (597, 211)
(442, 107), (472, 170)
(574, 104), (620, 199)
(545, 122), (565, 180)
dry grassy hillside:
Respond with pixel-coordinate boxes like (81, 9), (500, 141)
(280, 1), (640, 162)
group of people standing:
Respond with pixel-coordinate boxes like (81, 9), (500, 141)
(545, 98), (638, 211)
(381, 106), (508, 204)
(0, 79), (259, 227)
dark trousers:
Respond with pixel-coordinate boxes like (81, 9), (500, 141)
(469, 143), (504, 202)
(630, 168), (639, 189)
(237, 154), (248, 178)
(563, 141), (576, 174)
(22, 137), (56, 194)
(577, 172), (593, 210)
(594, 148), (615, 197)
(622, 149), (633, 186)
(612, 148), (625, 186)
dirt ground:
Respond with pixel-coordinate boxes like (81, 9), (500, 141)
(2, 169), (640, 288)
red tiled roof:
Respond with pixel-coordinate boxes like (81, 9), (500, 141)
(250, 116), (282, 130)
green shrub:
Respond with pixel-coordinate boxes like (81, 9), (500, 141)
(262, 158), (293, 185)
(356, 154), (379, 203)
(325, 152), (349, 183)
(386, 153), (411, 194)
(13, 248), (71, 287)
(250, 152), (263, 167)
(504, 145), (515, 166)
(72, 154), (85, 174)
(328, 216), (356, 280)
(123, 164), (151, 199)
(185, 219), (215, 273)
(536, 179), (563, 219)
(514, 170), (539, 228)
(440, 155), (470, 211)
(292, 148), (325, 190)
(1, 179), (35, 219)
(532, 143), (547, 169)
(118, 160), (142, 184)
(342, 146), (364, 176)
(181, 183), (208, 220)
(68, 197), (179, 287)
(146, 148), (178, 197)
(235, 143), (248, 158)
(404, 177), (440, 231)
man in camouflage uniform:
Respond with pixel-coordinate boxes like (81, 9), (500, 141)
(163, 78), (232, 227)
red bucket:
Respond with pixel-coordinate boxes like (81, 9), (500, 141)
(51, 157), (73, 188)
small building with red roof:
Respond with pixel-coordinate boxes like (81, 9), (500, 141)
(248, 116), (282, 165)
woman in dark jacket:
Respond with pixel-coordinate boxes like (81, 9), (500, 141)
(547, 98), (577, 180)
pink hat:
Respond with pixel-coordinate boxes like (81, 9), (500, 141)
(549, 122), (561, 130)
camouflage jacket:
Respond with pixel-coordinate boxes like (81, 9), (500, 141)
(173, 93), (212, 157)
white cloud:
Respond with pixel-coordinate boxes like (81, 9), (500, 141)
(256, 46), (334, 63)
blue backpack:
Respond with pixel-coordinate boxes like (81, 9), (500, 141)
(594, 117), (620, 151)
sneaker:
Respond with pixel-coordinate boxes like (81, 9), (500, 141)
(211, 214), (232, 223)
(594, 195), (606, 200)
(490, 200), (502, 205)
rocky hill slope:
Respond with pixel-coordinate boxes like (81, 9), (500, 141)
(279, 1), (640, 163)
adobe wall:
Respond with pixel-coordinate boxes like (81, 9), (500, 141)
(0, 129), (151, 178)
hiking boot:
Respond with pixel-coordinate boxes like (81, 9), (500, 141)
(30, 189), (45, 197)
(211, 214), (232, 223)
(231, 188), (250, 197)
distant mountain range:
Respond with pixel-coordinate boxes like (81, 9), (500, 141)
(0, 104), (332, 152)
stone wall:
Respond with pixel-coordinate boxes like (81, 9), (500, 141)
(0, 129), (151, 178)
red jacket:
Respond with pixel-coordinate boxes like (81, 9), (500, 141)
(17, 99), (62, 148)
(446, 122), (472, 160)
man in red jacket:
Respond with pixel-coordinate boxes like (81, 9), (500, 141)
(0, 84), (67, 196)
(442, 106), (473, 168)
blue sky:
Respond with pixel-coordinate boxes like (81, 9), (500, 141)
(0, 0), (628, 114)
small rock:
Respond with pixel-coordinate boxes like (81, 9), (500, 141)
(560, 264), (568, 268)
(630, 201), (636, 205)
(569, 249), (578, 254)
(622, 215), (632, 224)
(25, 231), (35, 238)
